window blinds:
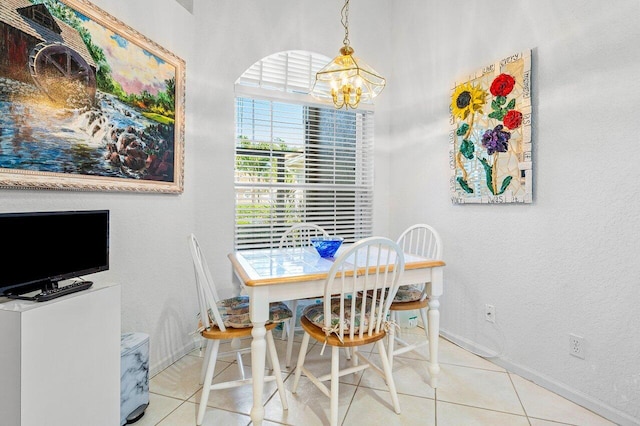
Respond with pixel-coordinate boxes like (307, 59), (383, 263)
(234, 51), (374, 250)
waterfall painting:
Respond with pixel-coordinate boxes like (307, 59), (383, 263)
(0, 0), (185, 193)
(449, 50), (532, 204)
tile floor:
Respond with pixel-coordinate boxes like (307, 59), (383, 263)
(139, 326), (616, 426)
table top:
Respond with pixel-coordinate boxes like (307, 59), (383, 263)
(229, 245), (445, 287)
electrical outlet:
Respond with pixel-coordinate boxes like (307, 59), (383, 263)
(485, 304), (495, 323)
(569, 334), (585, 359)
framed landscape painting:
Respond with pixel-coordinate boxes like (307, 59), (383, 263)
(0, 0), (185, 193)
(449, 50), (532, 204)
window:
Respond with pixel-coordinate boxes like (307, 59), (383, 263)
(234, 51), (374, 250)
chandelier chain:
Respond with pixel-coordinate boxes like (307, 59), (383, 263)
(341, 0), (350, 48)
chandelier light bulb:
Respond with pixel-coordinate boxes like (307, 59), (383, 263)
(311, 0), (385, 109)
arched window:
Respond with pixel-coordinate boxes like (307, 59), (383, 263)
(234, 50), (374, 249)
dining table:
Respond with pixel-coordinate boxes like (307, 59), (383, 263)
(228, 243), (445, 426)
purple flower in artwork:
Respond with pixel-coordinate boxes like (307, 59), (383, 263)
(481, 125), (511, 155)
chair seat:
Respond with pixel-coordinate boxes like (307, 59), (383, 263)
(214, 296), (292, 328)
(393, 284), (423, 302)
(302, 297), (372, 335)
(300, 315), (386, 347)
(390, 297), (429, 311)
(302, 298), (387, 346)
(201, 322), (279, 340)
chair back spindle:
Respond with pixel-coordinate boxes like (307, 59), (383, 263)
(279, 223), (329, 249)
(188, 233), (226, 332)
(324, 237), (405, 342)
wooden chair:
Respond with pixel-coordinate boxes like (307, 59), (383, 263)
(278, 223), (329, 367)
(188, 234), (291, 425)
(387, 224), (442, 369)
(292, 237), (405, 426)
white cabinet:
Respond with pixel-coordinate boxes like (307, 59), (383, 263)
(0, 283), (121, 426)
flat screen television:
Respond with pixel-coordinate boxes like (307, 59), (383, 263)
(0, 210), (109, 298)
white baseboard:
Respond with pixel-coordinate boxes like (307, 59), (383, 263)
(149, 340), (196, 378)
(440, 329), (639, 426)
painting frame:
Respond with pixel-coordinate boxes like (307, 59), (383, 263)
(449, 49), (532, 204)
(0, 0), (185, 193)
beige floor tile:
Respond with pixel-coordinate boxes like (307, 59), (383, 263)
(389, 328), (431, 362)
(291, 342), (365, 386)
(436, 364), (525, 415)
(144, 334), (619, 426)
(264, 375), (357, 425)
(131, 393), (183, 426)
(150, 354), (230, 400)
(437, 400), (530, 426)
(529, 419), (576, 426)
(345, 387), (436, 425)
(190, 364), (286, 416)
(510, 374), (617, 425)
(438, 336), (506, 372)
(359, 352), (435, 399)
(390, 330), (505, 372)
(157, 401), (252, 426)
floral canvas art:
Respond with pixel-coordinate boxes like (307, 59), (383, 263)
(449, 50), (532, 204)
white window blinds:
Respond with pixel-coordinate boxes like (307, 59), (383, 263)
(234, 51), (374, 250)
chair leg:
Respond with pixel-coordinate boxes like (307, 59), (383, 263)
(350, 346), (358, 368)
(197, 339), (220, 425)
(282, 300), (298, 342)
(285, 300), (299, 367)
(236, 350), (246, 379)
(266, 330), (288, 410)
(393, 310), (402, 337)
(265, 340), (274, 372)
(199, 340), (213, 385)
(388, 313), (397, 369)
(376, 339), (401, 414)
(292, 332), (311, 393)
(330, 345), (340, 426)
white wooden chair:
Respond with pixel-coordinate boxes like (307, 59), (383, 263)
(292, 237), (405, 426)
(278, 223), (329, 367)
(188, 234), (291, 425)
(387, 224), (442, 369)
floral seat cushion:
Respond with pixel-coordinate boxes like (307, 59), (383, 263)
(393, 285), (424, 302)
(212, 296), (292, 329)
(302, 298), (371, 334)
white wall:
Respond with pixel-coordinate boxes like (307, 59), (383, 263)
(387, 0), (640, 424)
(0, 0), (199, 373)
(2, 0), (638, 423)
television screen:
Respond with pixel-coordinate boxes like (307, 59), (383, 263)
(0, 210), (109, 297)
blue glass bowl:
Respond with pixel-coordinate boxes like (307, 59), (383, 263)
(311, 236), (344, 258)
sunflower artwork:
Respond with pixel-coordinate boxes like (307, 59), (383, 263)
(449, 50), (532, 204)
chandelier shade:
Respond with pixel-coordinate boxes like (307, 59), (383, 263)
(311, 0), (386, 109)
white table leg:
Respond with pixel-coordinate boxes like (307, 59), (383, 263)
(427, 266), (444, 389)
(249, 288), (269, 426)
(427, 296), (440, 388)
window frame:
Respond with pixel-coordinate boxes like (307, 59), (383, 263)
(233, 51), (374, 250)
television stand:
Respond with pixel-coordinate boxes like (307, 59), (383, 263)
(8, 280), (94, 302)
(0, 282), (120, 426)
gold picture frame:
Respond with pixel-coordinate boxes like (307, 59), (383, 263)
(0, 0), (185, 193)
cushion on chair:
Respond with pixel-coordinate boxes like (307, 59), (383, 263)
(302, 298), (371, 334)
(213, 296), (292, 329)
(393, 285), (424, 302)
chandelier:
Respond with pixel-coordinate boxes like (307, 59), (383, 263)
(312, 0), (386, 109)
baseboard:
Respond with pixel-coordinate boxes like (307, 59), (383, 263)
(149, 339), (196, 378)
(440, 329), (639, 426)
